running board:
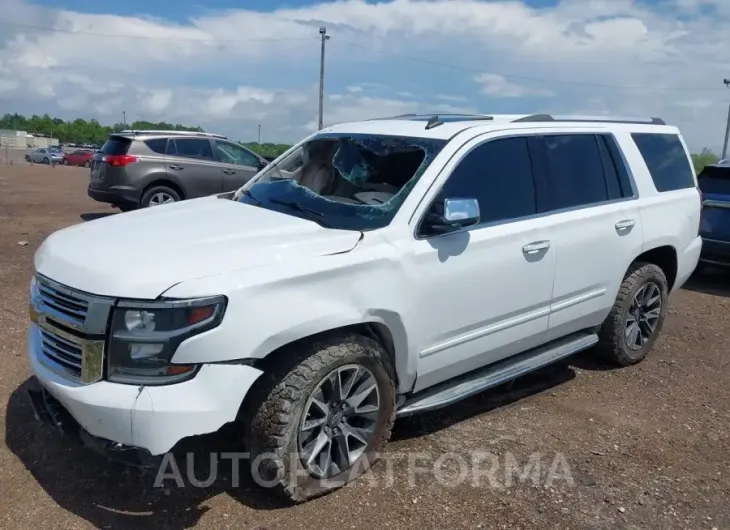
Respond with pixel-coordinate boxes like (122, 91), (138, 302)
(396, 332), (598, 417)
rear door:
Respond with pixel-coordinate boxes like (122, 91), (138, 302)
(212, 140), (263, 190)
(529, 133), (644, 342)
(698, 164), (730, 254)
(165, 138), (222, 198)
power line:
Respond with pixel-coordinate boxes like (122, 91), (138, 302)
(335, 39), (725, 94)
(0, 19), (318, 42)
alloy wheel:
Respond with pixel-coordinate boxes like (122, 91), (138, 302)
(149, 192), (175, 206)
(625, 281), (662, 350)
(298, 364), (380, 478)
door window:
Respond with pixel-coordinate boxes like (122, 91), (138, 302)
(419, 136), (537, 236)
(533, 134), (609, 212)
(213, 140), (260, 167)
(170, 138), (213, 161)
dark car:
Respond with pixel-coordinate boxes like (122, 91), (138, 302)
(697, 161), (730, 271)
(87, 130), (269, 210)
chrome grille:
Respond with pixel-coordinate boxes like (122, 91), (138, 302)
(39, 328), (83, 377)
(37, 280), (89, 324)
(32, 275), (113, 384)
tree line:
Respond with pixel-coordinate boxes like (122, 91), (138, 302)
(0, 113), (291, 158)
(0, 112), (722, 169)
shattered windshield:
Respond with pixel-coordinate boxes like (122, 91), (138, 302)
(236, 133), (446, 231)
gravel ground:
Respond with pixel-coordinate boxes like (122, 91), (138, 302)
(0, 163), (728, 530)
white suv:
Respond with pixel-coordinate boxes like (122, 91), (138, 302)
(27, 113), (702, 502)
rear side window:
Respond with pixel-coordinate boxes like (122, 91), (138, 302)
(534, 134), (608, 211)
(144, 138), (168, 155)
(698, 165), (730, 195)
(421, 136), (537, 235)
(99, 136), (131, 156)
(631, 133), (694, 192)
(170, 138), (213, 161)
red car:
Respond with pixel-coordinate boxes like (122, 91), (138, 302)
(62, 149), (95, 168)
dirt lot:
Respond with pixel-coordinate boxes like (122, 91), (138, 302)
(0, 163), (728, 530)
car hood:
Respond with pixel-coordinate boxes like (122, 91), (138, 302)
(34, 197), (362, 298)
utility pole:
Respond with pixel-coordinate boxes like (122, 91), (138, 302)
(258, 124), (261, 143)
(123, 111), (127, 128)
(722, 79), (730, 160)
(318, 27), (330, 130)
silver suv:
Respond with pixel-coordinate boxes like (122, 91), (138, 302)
(87, 130), (269, 210)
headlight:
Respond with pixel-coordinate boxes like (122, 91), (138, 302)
(108, 295), (227, 385)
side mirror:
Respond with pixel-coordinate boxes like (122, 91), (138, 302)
(424, 197), (481, 234)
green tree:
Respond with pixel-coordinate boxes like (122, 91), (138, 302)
(691, 148), (719, 174)
(0, 113), (207, 145)
(240, 141), (291, 160)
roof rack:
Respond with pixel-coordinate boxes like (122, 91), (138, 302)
(115, 129), (227, 139)
(512, 114), (666, 125)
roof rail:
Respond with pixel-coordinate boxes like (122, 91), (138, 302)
(512, 114), (666, 126)
(115, 129), (227, 139)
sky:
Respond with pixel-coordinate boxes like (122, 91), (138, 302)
(0, 0), (729, 151)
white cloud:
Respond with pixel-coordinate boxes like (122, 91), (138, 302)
(0, 0), (729, 151)
(475, 73), (553, 98)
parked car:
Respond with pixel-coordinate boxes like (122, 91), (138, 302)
(27, 113), (701, 502)
(26, 148), (63, 164)
(696, 160), (730, 271)
(62, 149), (94, 168)
(87, 130), (269, 210)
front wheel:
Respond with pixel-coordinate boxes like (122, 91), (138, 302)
(62, 158), (69, 165)
(597, 262), (669, 366)
(43, 157), (50, 164)
(83, 160), (91, 168)
(25, 155), (30, 162)
(246, 334), (396, 503)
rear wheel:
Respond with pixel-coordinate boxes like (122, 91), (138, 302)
(140, 186), (181, 208)
(597, 262), (668, 366)
(25, 155), (30, 162)
(246, 334), (396, 503)
(43, 157), (50, 164)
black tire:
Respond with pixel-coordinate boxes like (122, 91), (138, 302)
(117, 205), (134, 213)
(140, 185), (181, 208)
(83, 160), (91, 168)
(246, 333), (396, 503)
(25, 155), (30, 162)
(62, 158), (69, 165)
(596, 262), (669, 366)
(43, 157), (50, 164)
(692, 261), (707, 276)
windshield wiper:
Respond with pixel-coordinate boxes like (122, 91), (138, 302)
(267, 198), (331, 228)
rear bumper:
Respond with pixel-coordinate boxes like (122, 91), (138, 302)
(87, 185), (139, 208)
(699, 237), (730, 265)
(674, 236), (703, 291)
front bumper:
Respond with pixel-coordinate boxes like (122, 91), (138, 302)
(27, 382), (159, 467)
(28, 325), (264, 457)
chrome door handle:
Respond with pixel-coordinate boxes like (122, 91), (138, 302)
(522, 240), (551, 254)
(615, 219), (636, 231)
(223, 169), (236, 175)
(169, 164), (184, 170)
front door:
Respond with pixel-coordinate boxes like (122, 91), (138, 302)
(407, 135), (556, 392)
(166, 138), (222, 198)
(212, 140), (262, 191)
